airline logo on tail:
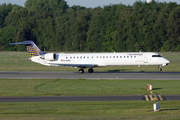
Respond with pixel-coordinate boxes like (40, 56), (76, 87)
(9, 40), (45, 57)
(26, 46), (40, 57)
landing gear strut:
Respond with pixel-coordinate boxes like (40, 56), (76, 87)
(79, 69), (84, 74)
(158, 65), (162, 71)
(88, 68), (94, 73)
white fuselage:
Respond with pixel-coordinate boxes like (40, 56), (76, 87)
(30, 52), (170, 68)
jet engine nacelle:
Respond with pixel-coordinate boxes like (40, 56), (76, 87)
(44, 53), (56, 61)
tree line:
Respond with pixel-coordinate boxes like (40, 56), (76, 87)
(0, 0), (180, 52)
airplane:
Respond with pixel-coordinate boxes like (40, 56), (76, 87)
(9, 40), (170, 73)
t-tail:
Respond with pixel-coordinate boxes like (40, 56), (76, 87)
(9, 40), (45, 57)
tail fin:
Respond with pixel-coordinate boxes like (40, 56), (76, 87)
(9, 40), (45, 57)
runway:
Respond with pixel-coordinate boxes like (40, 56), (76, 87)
(0, 71), (180, 80)
(0, 95), (180, 103)
(1, 71), (180, 102)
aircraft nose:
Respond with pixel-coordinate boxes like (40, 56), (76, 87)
(166, 59), (170, 64)
(162, 58), (170, 66)
(164, 59), (170, 66)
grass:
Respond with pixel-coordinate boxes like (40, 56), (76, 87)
(0, 79), (179, 96)
(0, 52), (180, 72)
(0, 52), (180, 119)
(0, 101), (180, 119)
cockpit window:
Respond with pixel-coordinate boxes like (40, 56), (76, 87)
(152, 55), (162, 57)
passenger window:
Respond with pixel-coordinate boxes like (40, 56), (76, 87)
(117, 56), (118, 58)
(66, 57), (68, 59)
(113, 56), (115, 58)
(120, 56), (122, 58)
(124, 56), (125, 58)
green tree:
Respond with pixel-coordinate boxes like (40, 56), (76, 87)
(0, 3), (14, 28)
(86, 7), (103, 52)
(25, 0), (69, 12)
(166, 6), (180, 51)
(0, 26), (17, 51)
(113, 5), (132, 52)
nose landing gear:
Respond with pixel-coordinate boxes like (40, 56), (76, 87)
(158, 65), (162, 71)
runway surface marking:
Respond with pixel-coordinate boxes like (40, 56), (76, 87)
(145, 95), (149, 101)
(145, 95), (164, 101)
(158, 95), (164, 101)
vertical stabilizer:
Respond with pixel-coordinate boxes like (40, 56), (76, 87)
(9, 40), (45, 57)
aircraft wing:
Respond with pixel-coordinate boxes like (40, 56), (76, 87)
(50, 63), (98, 68)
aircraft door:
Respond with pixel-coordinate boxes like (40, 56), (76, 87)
(144, 57), (148, 63)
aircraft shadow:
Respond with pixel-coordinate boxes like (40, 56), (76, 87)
(152, 88), (163, 90)
(107, 69), (131, 72)
(160, 109), (179, 111)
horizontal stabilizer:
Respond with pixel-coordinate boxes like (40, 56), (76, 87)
(9, 41), (34, 45)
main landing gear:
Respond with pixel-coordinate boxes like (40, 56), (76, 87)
(78, 68), (94, 74)
(158, 65), (162, 71)
(88, 68), (94, 73)
(79, 69), (84, 74)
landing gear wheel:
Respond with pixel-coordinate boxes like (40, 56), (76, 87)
(88, 68), (94, 73)
(79, 69), (84, 74)
(158, 65), (162, 72)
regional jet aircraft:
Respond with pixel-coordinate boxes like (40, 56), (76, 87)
(9, 40), (170, 73)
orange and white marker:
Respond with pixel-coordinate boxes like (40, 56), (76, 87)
(147, 84), (152, 90)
